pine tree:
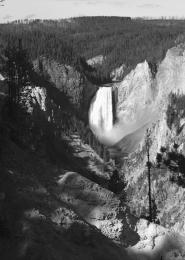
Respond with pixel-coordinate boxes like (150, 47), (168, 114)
(4, 39), (33, 115)
(146, 128), (152, 222)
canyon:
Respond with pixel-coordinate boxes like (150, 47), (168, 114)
(1, 41), (185, 259)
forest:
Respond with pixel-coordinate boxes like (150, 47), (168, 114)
(1, 17), (185, 82)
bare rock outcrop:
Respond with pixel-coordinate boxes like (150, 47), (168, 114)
(55, 171), (139, 247)
(128, 219), (185, 260)
(34, 57), (98, 121)
(112, 45), (185, 233)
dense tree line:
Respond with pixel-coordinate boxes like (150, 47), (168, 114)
(1, 17), (185, 83)
(4, 40), (33, 105)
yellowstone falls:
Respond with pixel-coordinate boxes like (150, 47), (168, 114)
(89, 79), (157, 157)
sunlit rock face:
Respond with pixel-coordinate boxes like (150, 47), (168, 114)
(88, 45), (185, 234)
(87, 55), (104, 66)
(22, 86), (47, 113)
(113, 45), (185, 164)
(157, 46), (185, 97)
(150, 45), (185, 159)
(89, 87), (113, 133)
(115, 60), (154, 122)
(111, 64), (126, 81)
(121, 44), (185, 232)
(128, 219), (185, 260)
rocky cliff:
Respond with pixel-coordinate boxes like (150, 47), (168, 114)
(2, 44), (185, 259)
(111, 44), (185, 235)
(29, 48), (185, 258)
(87, 43), (185, 246)
(34, 57), (98, 122)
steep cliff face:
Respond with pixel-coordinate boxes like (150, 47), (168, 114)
(88, 44), (185, 234)
(34, 58), (83, 108)
(114, 44), (185, 232)
(150, 46), (185, 156)
(110, 44), (185, 164)
(115, 60), (155, 122)
(34, 57), (98, 122)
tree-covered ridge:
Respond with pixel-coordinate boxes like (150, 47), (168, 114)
(1, 17), (185, 82)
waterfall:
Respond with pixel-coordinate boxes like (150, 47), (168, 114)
(89, 85), (157, 157)
(89, 87), (113, 133)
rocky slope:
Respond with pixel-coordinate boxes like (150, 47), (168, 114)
(55, 170), (138, 246)
(129, 219), (185, 260)
(111, 44), (185, 235)
(1, 99), (185, 260)
(0, 128), (130, 260)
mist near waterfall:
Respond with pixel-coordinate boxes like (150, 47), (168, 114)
(89, 86), (158, 156)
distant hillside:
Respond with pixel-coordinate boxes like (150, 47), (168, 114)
(1, 17), (185, 82)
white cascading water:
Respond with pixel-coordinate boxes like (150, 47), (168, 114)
(89, 87), (113, 133)
(89, 84), (158, 157)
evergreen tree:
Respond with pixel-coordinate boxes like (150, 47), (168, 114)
(146, 128), (152, 222)
(4, 39), (33, 114)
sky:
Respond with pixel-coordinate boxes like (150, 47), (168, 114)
(0, 0), (185, 23)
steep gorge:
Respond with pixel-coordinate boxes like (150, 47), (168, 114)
(2, 42), (185, 259)
(89, 43), (185, 237)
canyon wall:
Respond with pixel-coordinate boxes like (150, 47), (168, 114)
(114, 44), (185, 232)
(88, 44), (185, 233)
